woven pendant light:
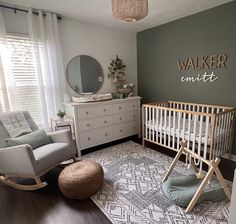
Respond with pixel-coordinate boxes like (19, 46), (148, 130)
(112, 0), (148, 22)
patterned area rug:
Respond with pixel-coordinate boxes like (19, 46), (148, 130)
(83, 141), (230, 224)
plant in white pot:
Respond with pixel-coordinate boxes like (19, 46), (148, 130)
(57, 110), (67, 121)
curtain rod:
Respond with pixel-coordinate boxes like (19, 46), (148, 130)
(0, 4), (62, 20)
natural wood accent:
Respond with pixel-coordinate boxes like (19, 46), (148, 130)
(163, 142), (231, 213)
(0, 175), (47, 191)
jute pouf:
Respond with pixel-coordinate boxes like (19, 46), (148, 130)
(58, 160), (104, 200)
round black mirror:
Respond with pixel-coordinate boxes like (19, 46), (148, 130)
(66, 55), (103, 94)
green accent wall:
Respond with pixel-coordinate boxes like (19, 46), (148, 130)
(137, 1), (236, 154)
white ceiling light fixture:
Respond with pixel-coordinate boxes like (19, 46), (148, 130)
(112, 0), (148, 22)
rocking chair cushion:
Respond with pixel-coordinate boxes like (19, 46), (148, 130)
(162, 175), (226, 208)
(5, 129), (52, 150)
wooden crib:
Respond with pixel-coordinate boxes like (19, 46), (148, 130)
(142, 101), (236, 212)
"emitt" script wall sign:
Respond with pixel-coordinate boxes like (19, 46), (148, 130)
(177, 53), (228, 83)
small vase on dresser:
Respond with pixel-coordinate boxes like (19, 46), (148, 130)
(64, 96), (141, 156)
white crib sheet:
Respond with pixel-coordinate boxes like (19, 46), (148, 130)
(146, 117), (226, 145)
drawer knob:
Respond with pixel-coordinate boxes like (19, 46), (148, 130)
(104, 120), (107, 123)
(105, 133), (108, 136)
(88, 137), (91, 140)
(132, 105), (135, 108)
(86, 124), (90, 127)
(119, 106), (121, 110)
(103, 109), (106, 112)
(119, 117), (122, 120)
(120, 130), (122, 132)
(86, 111), (89, 114)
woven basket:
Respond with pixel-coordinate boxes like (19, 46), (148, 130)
(58, 160), (104, 200)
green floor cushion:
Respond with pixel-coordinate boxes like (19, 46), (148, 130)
(162, 175), (226, 208)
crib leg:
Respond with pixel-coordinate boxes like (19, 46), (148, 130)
(185, 158), (220, 213)
(163, 140), (187, 183)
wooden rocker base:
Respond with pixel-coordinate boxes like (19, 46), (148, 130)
(0, 176), (48, 191)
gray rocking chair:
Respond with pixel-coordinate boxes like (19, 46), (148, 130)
(0, 111), (77, 191)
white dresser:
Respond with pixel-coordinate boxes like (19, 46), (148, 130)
(65, 96), (141, 156)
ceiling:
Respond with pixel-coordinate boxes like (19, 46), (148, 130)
(1, 0), (233, 32)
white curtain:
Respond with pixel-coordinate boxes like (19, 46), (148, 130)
(27, 9), (65, 130)
(0, 8), (65, 129)
(0, 9), (14, 112)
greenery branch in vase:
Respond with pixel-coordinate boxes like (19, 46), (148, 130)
(108, 55), (126, 84)
(107, 55), (135, 98)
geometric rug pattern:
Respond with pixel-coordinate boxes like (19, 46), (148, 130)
(83, 141), (230, 224)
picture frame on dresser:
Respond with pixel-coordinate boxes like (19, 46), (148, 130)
(64, 96), (141, 156)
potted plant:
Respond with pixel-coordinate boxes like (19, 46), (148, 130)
(108, 55), (126, 83)
(57, 109), (67, 120)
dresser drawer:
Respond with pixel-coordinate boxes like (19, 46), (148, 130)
(129, 110), (139, 121)
(113, 112), (130, 124)
(126, 101), (138, 111)
(77, 107), (96, 120)
(113, 123), (129, 138)
(96, 105), (113, 116)
(113, 121), (138, 138)
(79, 116), (113, 131)
(128, 121), (139, 134)
(80, 131), (95, 148)
(95, 127), (112, 143)
(79, 119), (95, 131)
(113, 103), (127, 113)
(80, 127), (112, 148)
(95, 116), (113, 128)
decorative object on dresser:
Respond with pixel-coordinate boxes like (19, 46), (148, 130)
(58, 160), (104, 200)
(65, 96), (141, 156)
(0, 111), (76, 191)
(108, 55), (135, 98)
(142, 101), (235, 212)
(108, 54), (126, 83)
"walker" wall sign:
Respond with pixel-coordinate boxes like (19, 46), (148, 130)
(177, 53), (228, 83)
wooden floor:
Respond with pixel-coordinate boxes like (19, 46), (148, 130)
(0, 136), (235, 224)
(0, 167), (112, 224)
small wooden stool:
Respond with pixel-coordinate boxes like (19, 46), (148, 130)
(58, 160), (104, 200)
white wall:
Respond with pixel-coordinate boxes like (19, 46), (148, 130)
(58, 17), (137, 97)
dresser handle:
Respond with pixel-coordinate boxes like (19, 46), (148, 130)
(120, 130), (122, 132)
(119, 106), (121, 110)
(86, 111), (89, 114)
(105, 133), (108, 136)
(88, 137), (91, 140)
(119, 117), (122, 120)
(86, 124), (90, 127)
(103, 109), (106, 112)
(104, 120), (107, 123)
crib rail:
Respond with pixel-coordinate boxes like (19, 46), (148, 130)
(142, 101), (236, 162)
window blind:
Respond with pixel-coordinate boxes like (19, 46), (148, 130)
(0, 35), (47, 127)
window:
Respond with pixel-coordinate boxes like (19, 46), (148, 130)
(0, 34), (48, 127)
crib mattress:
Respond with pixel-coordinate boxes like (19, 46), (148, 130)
(146, 117), (226, 145)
